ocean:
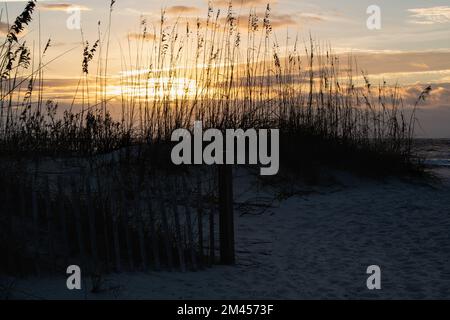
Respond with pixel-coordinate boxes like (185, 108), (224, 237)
(414, 139), (450, 179)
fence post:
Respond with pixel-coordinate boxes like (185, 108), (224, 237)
(71, 179), (87, 273)
(100, 198), (112, 273)
(171, 194), (186, 272)
(208, 205), (215, 266)
(3, 180), (12, 274)
(218, 165), (235, 265)
(18, 182), (29, 276)
(121, 192), (135, 271)
(137, 203), (148, 272)
(181, 178), (197, 271)
(31, 183), (41, 277)
(44, 176), (56, 274)
(111, 199), (122, 273)
(196, 175), (204, 268)
(159, 195), (174, 271)
(86, 180), (98, 270)
(147, 195), (161, 271)
(57, 176), (70, 269)
(96, 175), (112, 273)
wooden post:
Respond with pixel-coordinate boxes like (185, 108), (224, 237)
(184, 204), (198, 271)
(95, 172), (112, 272)
(111, 200), (122, 273)
(86, 181), (98, 269)
(159, 196), (174, 271)
(31, 186), (41, 277)
(196, 175), (204, 268)
(208, 205), (215, 266)
(181, 178), (197, 271)
(218, 165), (235, 265)
(57, 176), (70, 269)
(44, 177), (56, 274)
(100, 199), (112, 273)
(137, 204), (148, 272)
(171, 198), (186, 272)
(18, 183), (29, 276)
(147, 197), (161, 271)
(122, 196), (135, 271)
(3, 181), (12, 274)
(71, 179), (87, 273)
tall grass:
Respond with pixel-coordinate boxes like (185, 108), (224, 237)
(0, 1), (429, 173)
(0, 1), (433, 278)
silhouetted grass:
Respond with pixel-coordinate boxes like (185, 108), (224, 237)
(0, 1), (436, 279)
(0, 2), (429, 172)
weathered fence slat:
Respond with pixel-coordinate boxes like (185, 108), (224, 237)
(196, 176), (204, 268)
(184, 204), (197, 271)
(171, 199), (186, 272)
(3, 168), (223, 276)
(137, 204), (148, 271)
(181, 178), (198, 271)
(111, 200), (122, 273)
(86, 181), (98, 269)
(209, 205), (215, 266)
(147, 197), (161, 271)
(159, 195), (174, 271)
(101, 198), (112, 273)
(218, 165), (235, 265)
(44, 177), (56, 273)
(121, 192), (135, 271)
(95, 172), (112, 272)
(4, 183), (12, 274)
(18, 184), (28, 276)
(71, 179), (87, 272)
(57, 176), (70, 268)
(31, 186), (41, 277)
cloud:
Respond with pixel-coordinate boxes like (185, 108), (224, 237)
(399, 83), (450, 137)
(210, 0), (277, 7)
(212, 12), (299, 31)
(408, 6), (450, 25)
(268, 13), (298, 28)
(38, 3), (91, 12)
(225, 11), (341, 30)
(410, 62), (429, 70)
(297, 13), (325, 23)
(166, 6), (201, 15)
(401, 83), (450, 105)
(127, 32), (157, 41)
(340, 51), (450, 78)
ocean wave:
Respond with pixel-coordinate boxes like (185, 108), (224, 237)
(424, 158), (450, 167)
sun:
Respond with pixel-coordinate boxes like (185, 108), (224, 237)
(107, 77), (198, 100)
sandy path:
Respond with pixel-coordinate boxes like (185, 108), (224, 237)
(6, 170), (450, 299)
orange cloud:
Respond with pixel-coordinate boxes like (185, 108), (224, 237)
(408, 6), (450, 25)
(211, 0), (277, 7)
(38, 3), (91, 12)
(127, 32), (157, 42)
(213, 12), (299, 31)
(166, 6), (201, 15)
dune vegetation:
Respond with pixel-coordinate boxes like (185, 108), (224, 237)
(0, 1), (433, 279)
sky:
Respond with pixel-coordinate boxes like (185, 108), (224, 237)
(1, 0), (450, 137)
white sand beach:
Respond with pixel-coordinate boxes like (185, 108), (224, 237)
(4, 162), (450, 300)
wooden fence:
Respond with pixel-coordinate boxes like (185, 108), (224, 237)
(0, 171), (220, 277)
